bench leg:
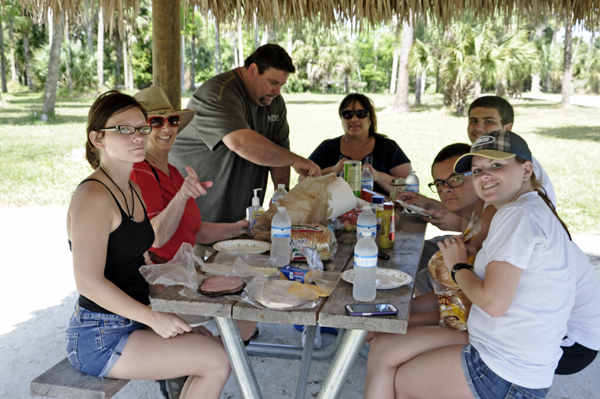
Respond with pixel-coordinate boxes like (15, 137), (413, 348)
(214, 316), (263, 399)
(317, 329), (368, 399)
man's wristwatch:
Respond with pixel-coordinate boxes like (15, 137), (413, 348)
(451, 263), (474, 284)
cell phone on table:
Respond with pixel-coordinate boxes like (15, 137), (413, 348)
(345, 303), (398, 317)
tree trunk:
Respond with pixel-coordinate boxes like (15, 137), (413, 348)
(232, 31), (239, 67)
(9, 18), (17, 82)
(261, 24), (269, 45)
(390, 48), (399, 94)
(254, 14), (259, 50)
(389, 16), (400, 94)
(152, 0), (181, 109)
(237, 16), (244, 66)
(344, 73), (349, 94)
(372, 37), (378, 93)
(496, 77), (507, 97)
(0, 18), (7, 93)
(393, 19), (413, 113)
(189, 32), (196, 90)
(180, 34), (185, 92)
(126, 32), (134, 90)
(123, 31), (129, 90)
(530, 73), (541, 94)
(287, 27), (292, 57)
(24, 24), (34, 92)
(42, 13), (64, 118)
(414, 74), (421, 105)
(86, 0), (95, 55)
(64, 18), (73, 92)
(214, 19), (221, 74)
(97, 8), (104, 88)
(115, 32), (123, 89)
(561, 15), (573, 106)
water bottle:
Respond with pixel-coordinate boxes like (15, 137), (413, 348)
(271, 184), (288, 204)
(270, 207), (291, 267)
(361, 166), (374, 191)
(356, 206), (377, 240)
(405, 170), (419, 193)
(353, 236), (378, 302)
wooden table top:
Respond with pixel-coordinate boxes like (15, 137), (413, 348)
(317, 212), (427, 334)
(151, 210), (427, 333)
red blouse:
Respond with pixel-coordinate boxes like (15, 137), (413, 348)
(131, 161), (202, 262)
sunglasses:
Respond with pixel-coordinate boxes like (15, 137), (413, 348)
(99, 125), (152, 135)
(341, 110), (370, 120)
(148, 115), (181, 129)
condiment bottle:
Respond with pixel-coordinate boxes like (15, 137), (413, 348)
(380, 202), (395, 249)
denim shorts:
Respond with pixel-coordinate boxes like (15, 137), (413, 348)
(461, 345), (550, 399)
(65, 304), (146, 378)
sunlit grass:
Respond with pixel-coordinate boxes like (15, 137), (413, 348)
(1, 91), (599, 233)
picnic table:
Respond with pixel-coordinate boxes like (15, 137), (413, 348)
(151, 210), (427, 399)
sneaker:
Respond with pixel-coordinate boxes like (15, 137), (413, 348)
(158, 376), (188, 399)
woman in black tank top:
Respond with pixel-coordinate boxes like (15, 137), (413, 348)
(65, 91), (230, 398)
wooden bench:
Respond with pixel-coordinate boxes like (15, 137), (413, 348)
(30, 358), (129, 399)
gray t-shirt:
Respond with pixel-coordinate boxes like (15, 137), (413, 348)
(169, 69), (290, 225)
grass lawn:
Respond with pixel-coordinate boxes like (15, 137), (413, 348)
(1, 90), (599, 234)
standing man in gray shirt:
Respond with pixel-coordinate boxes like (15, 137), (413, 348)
(170, 44), (320, 223)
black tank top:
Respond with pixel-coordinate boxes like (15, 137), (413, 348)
(72, 179), (155, 314)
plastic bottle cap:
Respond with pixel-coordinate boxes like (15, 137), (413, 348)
(372, 195), (385, 204)
(277, 184), (285, 189)
(279, 207), (286, 212)
(363, 205), (371, 212)
(384, 202), (394, 209)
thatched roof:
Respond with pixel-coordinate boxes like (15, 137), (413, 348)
(16, 0), (600, 32)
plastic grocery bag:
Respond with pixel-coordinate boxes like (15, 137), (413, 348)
(139, 242), (203, 294)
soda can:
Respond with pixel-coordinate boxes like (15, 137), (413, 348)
(344, 160), (362, 197)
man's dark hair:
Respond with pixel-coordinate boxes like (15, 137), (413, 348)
(244, 44), (295, 74)
(431, 143), (471, 174)
(468, 96), (514, 126)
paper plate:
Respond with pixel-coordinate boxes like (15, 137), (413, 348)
(213, 239), (271, 254)
(341, 268), (412, 290)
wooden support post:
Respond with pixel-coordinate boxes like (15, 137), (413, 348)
(152, 0), (181, 109)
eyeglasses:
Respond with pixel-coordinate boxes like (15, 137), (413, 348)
(99, 125), (152, 135)
(428, 172), (473, 193)
(148, 115), (181, 129)
(341, 110), (370, 120)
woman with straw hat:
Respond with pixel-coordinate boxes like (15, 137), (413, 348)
(66, 90), (231, 399)
(364, 130), (582, 399)
(131, 86), (249, 265)
(131, 86), (257, 397)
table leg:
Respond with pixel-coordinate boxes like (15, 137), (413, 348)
(294, 325), (316, 399)
(317, 329), (368, 399)
(214, 316), (263, 399)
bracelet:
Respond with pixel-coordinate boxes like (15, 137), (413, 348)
(451, 263), (473, 284)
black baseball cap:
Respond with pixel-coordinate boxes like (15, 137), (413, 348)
(454, 130), (532, 173)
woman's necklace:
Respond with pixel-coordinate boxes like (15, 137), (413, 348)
(99, 166), (135, 220)
(344, 135), (370, 161)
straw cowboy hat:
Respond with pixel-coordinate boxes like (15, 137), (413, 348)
(133, 86), (195, 134)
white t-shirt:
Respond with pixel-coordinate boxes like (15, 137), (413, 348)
(532, 156), (556, 206)
(468, 192), (575, 389)
(564, 242), (600, 350)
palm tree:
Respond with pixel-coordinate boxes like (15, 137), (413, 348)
(392, 18), (413, 113)
(42, 12), (64, 118)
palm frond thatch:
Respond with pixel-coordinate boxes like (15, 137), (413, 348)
(15, 0), (600, 34)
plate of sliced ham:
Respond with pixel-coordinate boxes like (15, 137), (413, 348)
(198, 276), (246, 297)
(213, 239), (271, 254)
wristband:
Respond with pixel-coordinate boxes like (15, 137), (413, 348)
(451, 263), (473, 284)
